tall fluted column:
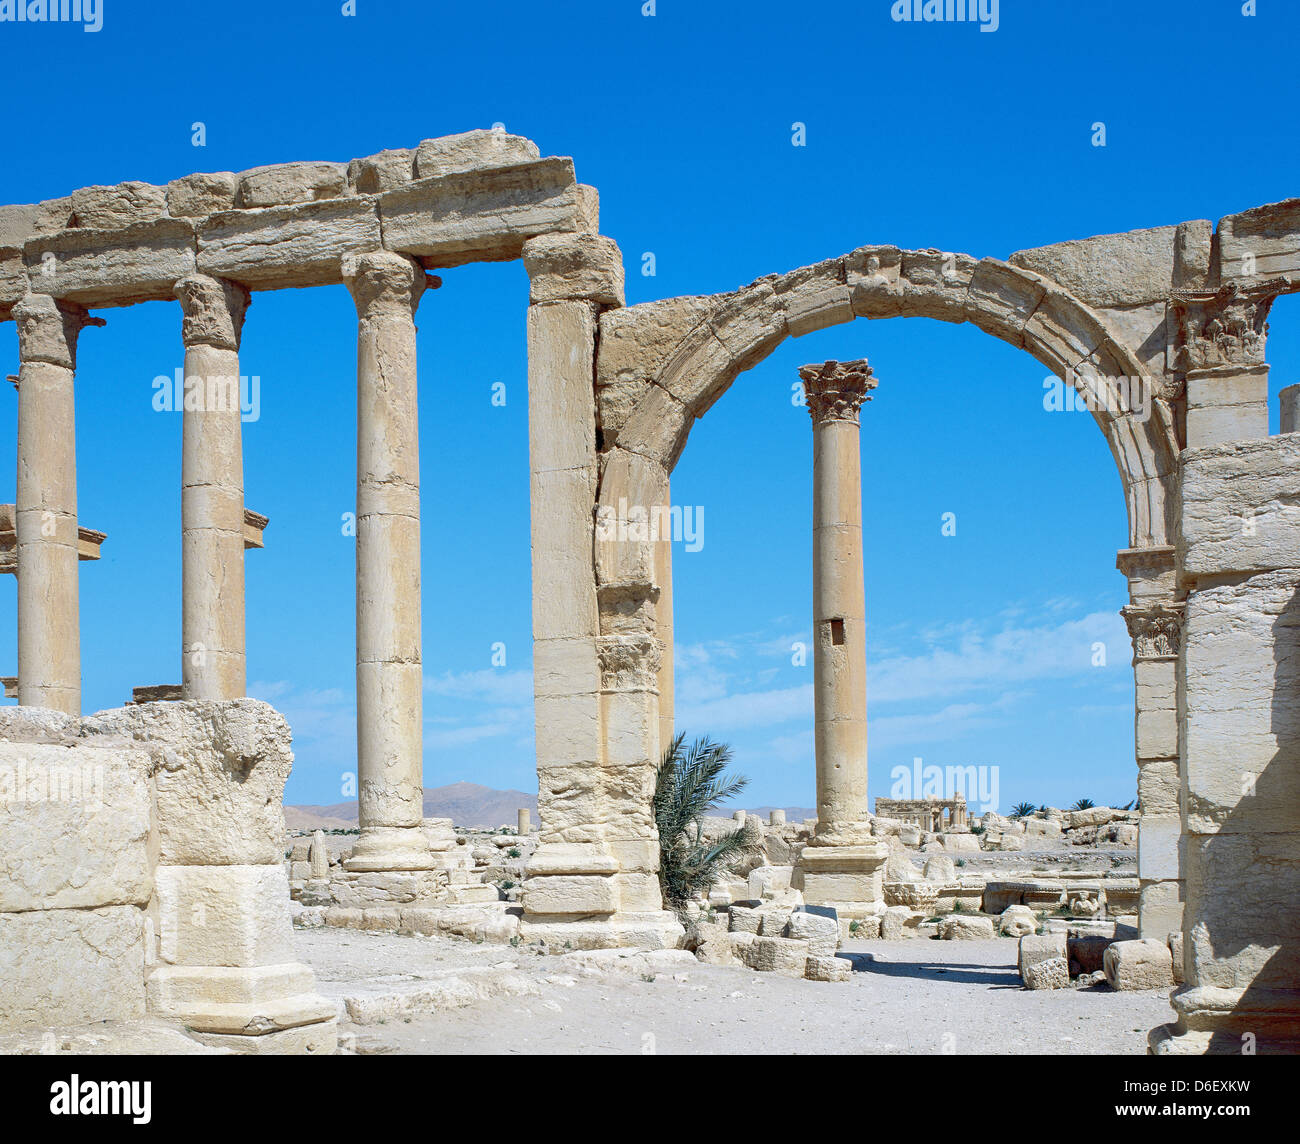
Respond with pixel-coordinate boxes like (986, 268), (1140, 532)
(797, 359), (887, 922)
(343, 251), (435, 872)
(177, 275), (250, 701)
(14, 293), (102, 715)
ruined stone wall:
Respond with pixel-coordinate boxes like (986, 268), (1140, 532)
(0, 699), (335, 1053)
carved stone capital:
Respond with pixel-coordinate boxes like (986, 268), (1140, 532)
(1171, 279), (1289, 373)
(175, 274), (251, 351)
(596, 633), (662, 693)
(1122, 604), (1185, 661)
(799, 358), (877, 425)
(342, 250), (433, 320)
(12, 293), (104, 370)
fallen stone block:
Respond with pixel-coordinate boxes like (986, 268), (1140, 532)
(939, 914), (995, 940)
(804, 955), (852, 982)
(788, 910), (839, 957)
(1018, 932), (1067, 977)
(880, 905), (913, 941)
(745, 936), (810, 977)
(998, 905), (1037, 937)
(728, 905), (761, 934)
(1068, 934), (1113, 975)
(1023, 956), (1070, 990)
(1103, 938), (1174, 991)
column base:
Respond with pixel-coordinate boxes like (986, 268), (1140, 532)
(344, 826), (440, 872)
(1149, 985), (1300, 1055)
(798, 840), (888, 917)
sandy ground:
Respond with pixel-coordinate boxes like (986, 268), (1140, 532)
(296, 927), (1174, 1055)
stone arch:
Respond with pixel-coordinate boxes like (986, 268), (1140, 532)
(597, 245), (1180, 554)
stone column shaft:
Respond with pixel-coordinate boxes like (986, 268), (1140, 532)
(804, 360), (875, 840)
(177, 275), (250, 701)
(14, 294), (101, 715)
(343, 252), (433, 872)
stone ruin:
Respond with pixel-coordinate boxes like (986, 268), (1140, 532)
(2, 128), (1300, 1053)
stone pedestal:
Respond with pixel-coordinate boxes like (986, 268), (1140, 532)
(13, 294), (102, 716)
(177, 275), (250, 701)
(343, 252), (435, 874)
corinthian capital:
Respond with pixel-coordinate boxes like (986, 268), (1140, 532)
(798, 358), (877, 425)
(1171, 279), (1290, 372)
(13, 293), (104, 370)
(175, 275), (251, 351)
(1122, 603), (1185, 661)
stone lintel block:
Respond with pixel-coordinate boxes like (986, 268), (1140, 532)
(1217, 198), (1300, 281)
(70, 181), (168, 230)
(379, 157), (581, 268)
(413, 129), (541, 179)
(166, 171), (239, 218)
(523, 874), (617, 916)
(0, 905), (146, 1028)
(524, 232), (625, 307)
(25, 218), (197, 307)
(0, 742), (153, 912)
(198, 197), (380, 290)
(236, 161), (347, 208)
(156, 864), (297, 968)
(1180, 438), (1300, 578)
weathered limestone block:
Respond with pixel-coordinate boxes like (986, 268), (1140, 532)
(0, 906), (146, 1029)
(1180, 437), (1300, 579)
(379, 158), (581, 267)
(70, 181), (168, 230)
(1104, 938), (1173, 990)
(86, 699), (293, 866)
(1, 245), (25, 309)
(728, 905), (761, 935)
(757, 904), (794, 937)
(523, 873), (616, 916)
(788, 910), (839, 957)
(900, 248), (977, 323)
(25, 219), (197, 306)
(0, 742), (152, 911)
(939, 915), (995, 940)
(414, 129), (540, 178)
(745, 936), (810, 977)
(998, 905), (1037, 938)
(198, 197), (380, 289)
(748, 864), (794, 900)
(166, 171), (239, 218)
(804, 955), (852, 982)
(1010, 226), (1178, 308)
(523, 232), (624, 307)
(942, 833), (981, 853)
(1018, 932), (1067, 977)
(0, 199), (71, 249)
(1217, 198), (1300, 280)
(329, 868), (449, 909)
(156, 865), (298, 967)
(1023, 956), (1070, 991)
(346, 148), (415, 194)
(1069, 934), (1113, 975)
(880, 905), (912, 941)
(237, 162), (346, 207)
(1168, 930), (1186, 985)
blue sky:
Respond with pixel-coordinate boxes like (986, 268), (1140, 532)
(1, 0), (1297, 811)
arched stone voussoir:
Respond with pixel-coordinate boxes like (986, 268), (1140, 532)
(899, 248), (980, 323)
(594, 446), (668, 591)
(964, 258), (1051, 349)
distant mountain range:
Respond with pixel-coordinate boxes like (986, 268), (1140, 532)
(285, 781), (538, 833)
(285, 785), (814, 833)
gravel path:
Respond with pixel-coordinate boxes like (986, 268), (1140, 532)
(295, 928), (1173, 1055)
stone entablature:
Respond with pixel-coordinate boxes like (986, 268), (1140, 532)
(875, 796), (968, 832)
(0, 130), (595, 316)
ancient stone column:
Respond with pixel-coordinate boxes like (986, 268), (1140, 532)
(803, 358), (875, 842)
(655, 480), (675, 750)
(13, 294), (103, 715)
(176, 275), (250, 701)
(797, 359), (887, 919)
(1118, 546), (1184, 939)
(342, 251), (435, 873)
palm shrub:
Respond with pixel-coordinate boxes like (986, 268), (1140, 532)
(1011, 801), (1036, 818)
(654, 733), (762, 909)
(1073, 797), (1096, 811)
